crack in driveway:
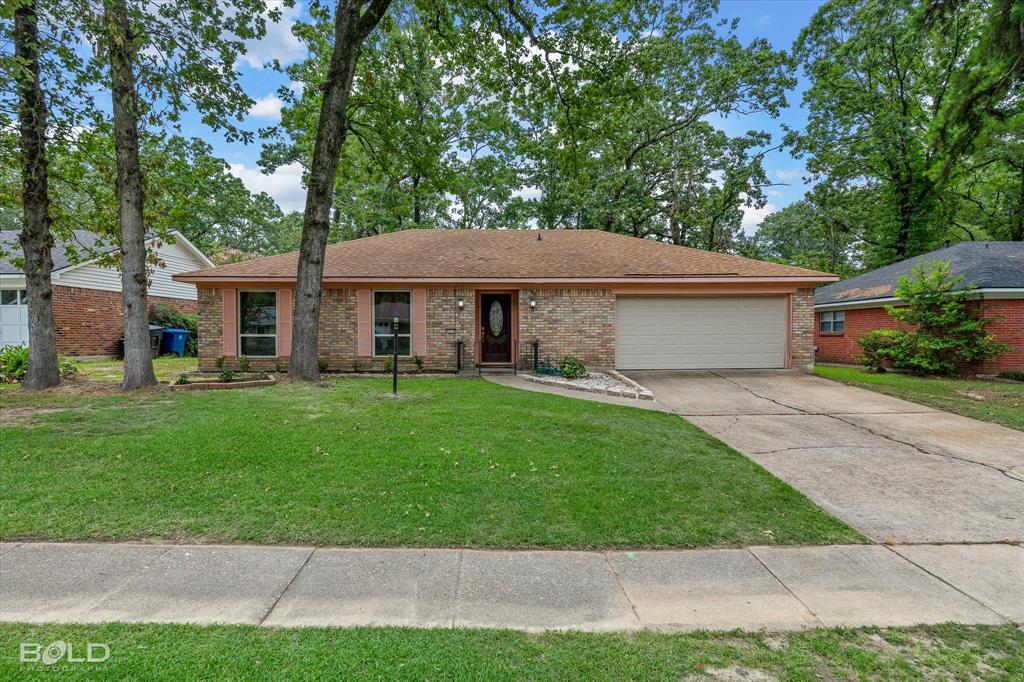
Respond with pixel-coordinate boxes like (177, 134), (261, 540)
(706, 371), (1023, 485)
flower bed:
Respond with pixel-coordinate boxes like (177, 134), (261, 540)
(169, 374), (277, 391)
(522, 370), (654, 400)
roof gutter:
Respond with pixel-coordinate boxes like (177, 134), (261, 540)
(815, 287), (1024, 310)
(173, 274), (838, 286)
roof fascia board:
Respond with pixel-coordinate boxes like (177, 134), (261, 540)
(815, 288), (1024, 310)
(174, 275), (838, 286)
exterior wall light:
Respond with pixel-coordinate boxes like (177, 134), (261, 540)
(456, 295), (464, 309)
(529, 296), (537, 309)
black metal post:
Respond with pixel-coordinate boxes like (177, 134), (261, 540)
(532, 340), (539, 373)
(392, 313), (399, 395)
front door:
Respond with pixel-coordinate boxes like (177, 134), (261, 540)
(480, 293), (513, 364)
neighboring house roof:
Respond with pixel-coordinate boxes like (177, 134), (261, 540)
(174, 229), (836, 283)
(816, 241), (1024, 308)
(0, 229), (213, 276)
(0, 229), (118, 274)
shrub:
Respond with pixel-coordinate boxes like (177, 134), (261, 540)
(214, 356), (225, 370)
(857, 329), (906, 371)
(857, 261), (1011, 376)
(174, 375), (190, 385)
(150, 304), (197, 356)
(413, 355), (424, 371)
(58, 356), (79, 378)
(0, 345), (30, 383)
(0, 345), (78, 383)
(218, 369), (234, 383)
(558, 356), (587, 380)
(998, 371), (1024, 382)
(238, 356), (251, 372)
(383, 356), (394, 373)
(318, 358), (329, 373)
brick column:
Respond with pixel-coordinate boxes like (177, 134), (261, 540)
(791, 288), (816, 372)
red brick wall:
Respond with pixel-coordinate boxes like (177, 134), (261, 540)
(814, 300), (1022, 372)
(976, 299), (1024, 373)
(52, 285), (197, 357)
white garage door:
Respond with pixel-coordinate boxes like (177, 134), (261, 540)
(0, 288), (30, 347)
(615, 296), (787, 370)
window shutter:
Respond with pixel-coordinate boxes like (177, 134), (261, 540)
(413, 289), (427, 357)
(357, 289), (372, 357)
(277, 289), (292, 356)
(222, 288), (237, 356)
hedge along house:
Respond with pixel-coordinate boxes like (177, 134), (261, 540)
(814, 241), (1024, 373)
(172, 230), (837, 373)
(0, 229), (212, 356)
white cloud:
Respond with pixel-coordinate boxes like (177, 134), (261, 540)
(249, 94), (284, 120)
(741, 202), (777, 234)
(767, 189), (784, 197)
(240, 2), (306, 68)
(774, 168), (803, 181)
(229, 161), (306, 213)
(512, 186), (542, 201)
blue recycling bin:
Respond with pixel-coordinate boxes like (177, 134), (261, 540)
(160, 328), (190, 357)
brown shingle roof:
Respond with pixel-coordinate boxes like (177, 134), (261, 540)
(176, 229), (835, 282)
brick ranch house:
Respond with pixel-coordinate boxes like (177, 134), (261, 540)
(815, 241), (1024, 373)
(173, 230), (836, 374)
(0, 230), (212, 356)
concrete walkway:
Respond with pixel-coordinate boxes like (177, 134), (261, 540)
(626, 370), (1024, 544)
(2, 541), (1021, 632)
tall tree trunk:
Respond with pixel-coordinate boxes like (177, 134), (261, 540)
(289, 0), (391, 381)
(105, 0), (156, 389)
(14, 0), (60, 390)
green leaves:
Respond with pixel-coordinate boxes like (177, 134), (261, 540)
(858, 260), (1014, 375)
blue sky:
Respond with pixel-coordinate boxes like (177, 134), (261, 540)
(192, 0), (824, 231)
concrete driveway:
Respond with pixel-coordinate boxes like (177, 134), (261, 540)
(626, 370), (1024, 544)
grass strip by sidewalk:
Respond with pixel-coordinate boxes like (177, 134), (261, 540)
(0, 377), (862, 548)
(815, 365), (1024, 431)
(1, 622), (1021, 681)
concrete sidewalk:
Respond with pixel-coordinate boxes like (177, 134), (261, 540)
(1, 542), (1021, 632)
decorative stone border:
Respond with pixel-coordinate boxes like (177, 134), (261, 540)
(169, 376), (278, 391)
(521, 370), (654, 401)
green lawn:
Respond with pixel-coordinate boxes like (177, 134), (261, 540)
(2, 622), (1020, 681)
(76, 356), (198, 383)
(815, 365), (1024, 431)
(0, 377), (861, 548)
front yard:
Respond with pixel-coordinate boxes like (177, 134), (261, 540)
(2, 622), (1020, 681)
(0, 377), (861, 548)
(815, 365), (1024, 431)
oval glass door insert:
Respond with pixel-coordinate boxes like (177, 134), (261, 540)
(488, 300), (504, 336)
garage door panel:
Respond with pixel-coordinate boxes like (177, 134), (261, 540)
(615, 296), (787, 370)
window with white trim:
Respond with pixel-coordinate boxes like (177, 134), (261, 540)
(819, 310), (845, 334)
(239, 291), (277, 356)
(373, 291), (411, 356)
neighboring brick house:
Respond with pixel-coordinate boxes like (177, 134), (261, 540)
(0, 230), (212, 356)
(814, 241), (1024, 373)
(173, 230), (835, 373)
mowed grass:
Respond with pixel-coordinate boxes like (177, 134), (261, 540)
(0, 378), (861, 547)
(815, 365), (1024, 431)
(2, 622), (1021, 681)
(76, 356), (198, 383)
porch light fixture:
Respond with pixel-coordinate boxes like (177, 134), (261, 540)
(456, 295), (464, 309)
(529, 296), (537, 309)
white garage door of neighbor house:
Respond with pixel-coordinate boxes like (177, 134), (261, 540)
(0, 288), (30, 347)
(615, 296), (788, 370)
